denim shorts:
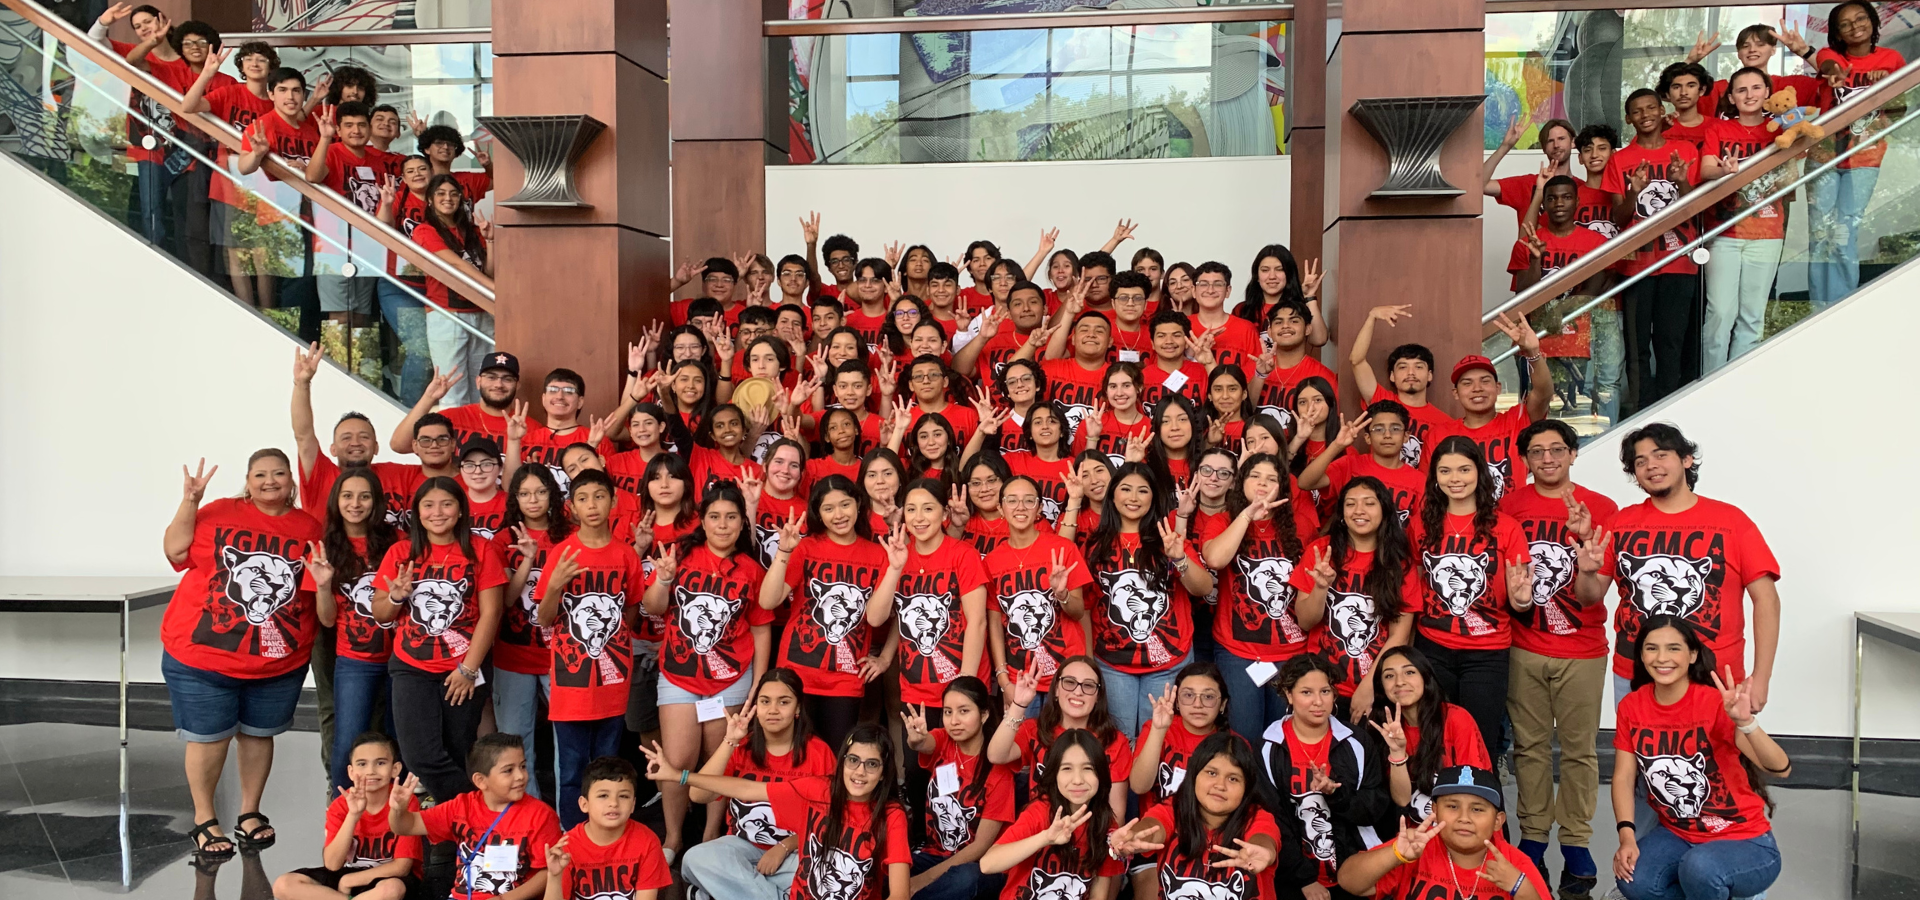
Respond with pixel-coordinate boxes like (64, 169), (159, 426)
(657, 663), (753, 708)
(161, 652), (308, 742)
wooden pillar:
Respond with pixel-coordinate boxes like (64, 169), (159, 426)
(1323, 0), (1485, 418)
(489, 0), (671, 412)
(670, 0), (788, 288)
(1288, 0), (1326, 267)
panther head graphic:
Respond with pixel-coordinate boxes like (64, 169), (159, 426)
(1326, 590), (1377, 659)
(1643, 752), (1710, 819)
(1100, 570), (1166, 642)
(1157, 761), (1187, 797)
(1255, 405), (1294, 431)
(348, 170), (382, 212)
(804, 835), (874, 900)
(1297, 792), (1336, 861)
(809, 579), (868, 645)
(1400, 432), (1423, 468)
(1528, 541), (1576, 608)
(1062, 404), (1095, 440)
(464, 852), (519, 895)
(1636, 179), (1679, 218)
(565, 591), (625, 658)
(546, 464), (572, 495)
(518, 568), (543, 613)
(898, 593), (952, 657)
(1618, 553), (1713, 618)
(472, 526), (497, 542)
(1487, 459), (1510, 500)
(675, 588), (742, 655)
(1039, 495), (1062, 522)
(220, 547), (302, 625)
(1233, 556), (1297, 620)
(1423, 552), (1490, 617)
(731, 800), (783, 845)
(344, 572), (390, 628)
(409, 578), (470, 636)
(1026, 869), (1089, 900)
(758, 526), (782, 565)
(1584, 218), (1620, 239)
(1002, 590), (1056, 652)
(1160, 870), (1248, 900)
(927, 792), (977, 852)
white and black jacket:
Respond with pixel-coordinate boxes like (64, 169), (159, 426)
(1259, 715), (1391, 892)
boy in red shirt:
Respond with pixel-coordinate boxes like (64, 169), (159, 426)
(1026, 309), (1112, 439)
(390, 732), (561, 900)
(1656, 62), (1713, 151)
(1140, 308), (1208, 412)
(1298, 400), (1427, 523)
(1336, 765), (1551, 899)
(236, 67), (319, 178)
(306, 100), (396, 338)
(1603, 89), (1701, 413)
(1105, 270), (1155, 359)
(1481, 117), (1578, 222)
(1348, 305), (1455, 469)
(543, 758), (671, 900)
(393, 352), (520, 453)
(274, 732), (422, 900)
(1254, 296), (1336, 423)
(1187, 262), (1263, 380)
(1450, 314), (1552, 502)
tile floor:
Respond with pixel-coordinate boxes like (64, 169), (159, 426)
(0, 722), (1912, 898)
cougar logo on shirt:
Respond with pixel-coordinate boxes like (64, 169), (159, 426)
(1326, 590), (1378, 658)
(1298, 792), (1336, 861)
(1636, 179), (1679, 218)
(347, 167), (381, 213)
(1039, 495), (1062, 522)
(1642, 751), (1710, 819)
(1234, 556), (1297, 619)
(1529, 541), (1576, 607)
(1160, 870), (1249, 900)
(518, 568), (543, 614)
(1585, 218), (1620, 239)
(1158, 760), (1187, 796)
(1400, 432), (1423, 468)
(1487, 459), (1510, 500)
(345, 572), (391, 628)
(809, 579), (867, 644)
(1003, 590), (1056, 651)
(1423, 552), (1489, 617)
(1024, 869), (1089, 900)
(565, 591), (624, 658)
(1618, 553), (1712, 618)
(410, 578), (470, 635)
(927, 792), (976, 851)
(674, 587), (742, 654)
(898, 593), (952, 656)
(803, 835), (873, 900)
(758, 526), (783, 565)
(1256, 405), (1294, 430)
(220, 547), (302, 625)
(731, 800), (783, 844)
(465, 863), (519, 896)
(1100, 570), (1166, 642)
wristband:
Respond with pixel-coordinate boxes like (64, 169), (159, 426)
(1511, 873), (1526, 895)
(680, 769), (691, 785)
(1616, 820), (1635, 834)
(1387, 756), (1408, 766)
(1521, 353), (1542, 362)
(1736, 718), (1760, 734)
(1391, 845), (1413, 865)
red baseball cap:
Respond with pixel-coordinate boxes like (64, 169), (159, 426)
(1451, 355), (1497, 384)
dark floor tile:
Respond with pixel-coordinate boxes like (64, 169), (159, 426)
(14, 746), (188, 807)
(0, 762), (32, 812)
(0, 859), (75, 900)
(64, 842), (204, 897)
(0, 808), (60, 873)
(28, 784), (196, 862)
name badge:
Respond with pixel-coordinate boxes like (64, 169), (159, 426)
(935, 763), (962, 796)
(1117, 349), (1141, 363)
(1161, 370), (1189, 393)
(1245, 660), (1279, 688)
(696, 696), (728, 722)
(479, 842), (518, 873)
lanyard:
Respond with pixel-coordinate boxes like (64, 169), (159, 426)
(461, 801), (514, 900)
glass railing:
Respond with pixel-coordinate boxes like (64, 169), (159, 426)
(0, 10), (494, 405)
(254, 0), (491, 31)
(777, 1), (1291, 21)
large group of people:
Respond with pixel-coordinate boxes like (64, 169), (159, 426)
(134, 7), (1879, 900)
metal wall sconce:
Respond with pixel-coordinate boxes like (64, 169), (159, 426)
(477, 114), (607, 208)
(1348, 96), (1487, 198)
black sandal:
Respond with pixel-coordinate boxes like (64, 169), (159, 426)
(188, 819), (236, 859)
(233, 812), (276, 851)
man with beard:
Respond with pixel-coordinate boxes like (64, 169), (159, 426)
(1482, 117), (1578, 224)
(1498, 419), (1617, 899)
(392, 351), (519, 452)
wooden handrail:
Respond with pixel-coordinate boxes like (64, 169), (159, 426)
(2, 0), (498, 313)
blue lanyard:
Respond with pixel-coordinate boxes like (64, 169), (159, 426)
(460, 801), (514, 900)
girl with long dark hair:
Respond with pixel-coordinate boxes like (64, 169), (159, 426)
(949, 451), (1015, 554)
(1297, 476), (1418, 720)
(860, 448), (907, 537)
(1111, 732), (1281, 900)
(992, 359), (1048, 454)
(1073, 362), (1151, 464)
(660, 357), (718, 436)
(988, 656), (1133, 818)
(492, 464), (570, 800)
(1144, 393), (1205, 492)
(412, 174), (495, 382)
(891, 407), (962, 486)
(1163, 262), (1197, 315)
(1365, 644), (1490, 825)
(645, 722), (909, 900)
(981, 729), (1125, 900)
(1181, 447), (1237, 662)
(608, 402), (673, 493)
(1411, 435), (1532, 757)
(1259, 653), (1390, 899)
(680, 668), (836, 897)
(744, 439), (807, 568)
(1238, 412), (1289, 463)
(806, 405), (866, 488)
(1056, 450), (1115, 542)
(874, 477), (993, 713)
(1807, 0), (1904, 310)
(1205, 365), (1256, 453)
(880, 294), (937, 358)
(980, 477), (1094, 705)
(1611, 617), (1789, 900)
(306, 468), (398, 794)
(901, 676), (1016, 900)
(1234, 244), (1328, 352)
(1285, 377), (1337, 520)
(993, 402), (1074, 527)
(371, 476), (506, 803)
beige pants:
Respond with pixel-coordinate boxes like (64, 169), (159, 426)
(1507, 647), (1608, 846)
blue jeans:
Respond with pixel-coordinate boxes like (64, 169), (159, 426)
(1591, 306), (1625, 425)
(1215, 647), (1292, 746)
(160, 652), (307, 742)
(554, 716), (624, 830)
(376, 279), (431, 405)
(329, 656), (395, 792)
(1700, 237), (1783, 374)
(1097, 653), (1190, 747)
(1618, 828), (1779, 900)
(912, 851), (1001, 900)
(137, 158), (171, 251)
(1807, 165), (1880, 310)
(491, 668), (550, 800)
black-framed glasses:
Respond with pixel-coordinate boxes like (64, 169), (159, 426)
(843, 756), (884, 773)
(1526, 446), (1571, 460)
(1057, 675), (1101, 696)
(415, 435), (454, 447)
(460, 459), (500, 472)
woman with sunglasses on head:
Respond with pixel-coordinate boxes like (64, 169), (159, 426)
(981, 476), (1093, 706)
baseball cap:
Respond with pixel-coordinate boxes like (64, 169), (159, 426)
(459, 436), (502, 461)
(1450, 355), (1497, 384)
(480, 351), (519, 378)
(1430, 765), (1504, 809)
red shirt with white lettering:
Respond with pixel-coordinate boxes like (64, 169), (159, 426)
(771, 778), (911, 900)
(1602, 138), (1702, 276)
(993, 799), (1126, 900)
(418, 792), (561, 900)
(161, 499), (322, 678)
(1366, 386), (1457, 470)
(323, 788), (423, 868)
(1505, 221), (1610, 292)
(983, 534), (1093, 691)
(202, 83), (274, 207)
(1005, 452), (1073, 526)
(467, 492), (506, 543)
(519, 424), (615, 495)
(1498, 484), (1618, 660)
(895, 535), (991, 704)
(1041, 359), (1107, 435)
(1614, 682), (1771, 842)
(918, 729), (1017, 857)
(374, 539), (509, 674)
(1411, 511), (1529, 651)
(778, 535), (889, 697)
(1600, 496), (1778, 679)
(490, 525), (557, 676)
(722, 737), (837, 848)
(545, 535), (646, 721)
(552, 819), (670, 900)
(1086, 533), (1197, 674)
(239, 109), (320, 180)
(1202, 509), (1322, 663)
(657, 545), (771, 696)
(1140, 801), (1282, 900)
(1292, 536), (1422, 696)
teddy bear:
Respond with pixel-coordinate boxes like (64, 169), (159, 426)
(1764, 86), (1825, 148)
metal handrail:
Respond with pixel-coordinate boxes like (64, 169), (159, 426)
(218, 27), (490, 47)
(1488, 101), (1920, 365)
(0, 0), (500, 313)
(764, 3), (1293, 36)
(1482, 54), (1920, 332)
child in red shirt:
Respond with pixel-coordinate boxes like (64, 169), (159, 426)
(1335, 765), (1550, 899)
(1109, 731), (1284, 900)
(389, 733), (562, 900)
(543, 758), (672, 900)
(274, 732), (423, 900)
(902, 677), (1018, 897)
(980, 729), (1127, 900)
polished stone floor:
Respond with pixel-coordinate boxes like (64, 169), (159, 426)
(0, 722), (1912, 898)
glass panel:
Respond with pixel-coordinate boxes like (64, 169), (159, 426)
(0, 16), (493, 407)
(251, 0), (491, 31)
(782, 1), (1292, 22)
(262, 42), (494, 147)
(788, 19), (1287, 162)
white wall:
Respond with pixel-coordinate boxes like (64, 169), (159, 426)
(0, 155), (407, 683)
(1569, 259), (1920, 740)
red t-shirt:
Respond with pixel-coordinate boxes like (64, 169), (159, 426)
(1367, 832), (1550, 899)
(1412, 511), (1530, 651)
(1493, 172), (1544, 222)
(1499, 484), (1619, 660)
(453, 170), (493, 205)
(975, 329), (1032, 392)
(1323, 454), (1426, 525)
(297, 452), (421, 526)
(519, 424), (615, 495)
(605, 449), (653, 496)
(324, 789), (424, 868)
(1452, 404), (1532, 502)
(803, 454), (863, 493)
(389, 190), (432, 279)
(1276, 720), (1343, 886)
(203, 83), (275, 207)
(1136, 717), (1228, 801)
(1293, 537), (1422, 696)
(1257, 354), (1337, 421)
(1706, 73), (1822, 122)
(1366, 386), (1457, 470)
(909, 402), (981, 451)
(1141, 360), (1209, 413)
(239, 109), (320, 180)
(544, 536), (646, 721)
(1701, 117), (1789, 240)
(919, 729), (1017, 856)
(1072, 410), (1152, 465)
(771, 779), (911, 900)
(688, 446), (765, 500)
(301, 536), (393, 664)
(778, 535), (889, 697)
(319, 142), (394, 213)
(1189, 315), (1262, 381)
(844, 306), (889, 350)
(657, 546), (771, 696)
(374, 539), (509, 674)
(722, 737), (838, 848)
(994, 799), (1126, 900)
(984, 534), (1093, 690)
(1085, 533), (1197, 674)
(552, 819), (671, 900)
(1040, 358), (1107, 435)
(895, 535), (992, 704)
(751, 490), (807, 574)
(1614, 682), (1772, 842)
(1504, 221), (1610, 292)
(410, 222), (487, 312)
(1602, 138), (1702, 276)
(1140, 802), (1281, 900)
(491, 525), (557, 676)
(1109, 322), (1153, 360)
(467, 492), (507, 542)
(1013, 720), (1134, 792)
(1005, 452), (1073, 526)
(1816, 46), (1906, 169)
(1600, 496), (1778, 679)
(418, 792), (561, 900)
(1400, 702), (1493, 821)
(161, 499), (322, 677)
(1203, 513), (1322, 663)
(443, 403), (511, 451)
(1662, 116), (1712, 153)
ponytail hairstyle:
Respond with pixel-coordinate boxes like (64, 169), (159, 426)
(1170, 732), (1269, 860)
(747, 667), (816, 769)
(1327, 476), (1409, 622)
(406, 476), (477, 564)
(1418, 435), (1498, 555)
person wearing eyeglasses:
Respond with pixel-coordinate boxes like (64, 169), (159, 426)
(980, 477), (1094, 702)
(458, 437), (507, 541)
(841, 259), (895, 351)
(1297, 399), (1428, 526)
(508, 369), (620, 496)
(668, 256), (745, 329)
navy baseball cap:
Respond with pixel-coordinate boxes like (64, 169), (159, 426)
(480, 351), (519, 377)
(1431, 765), (1504, 810)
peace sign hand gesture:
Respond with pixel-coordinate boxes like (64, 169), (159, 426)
(386, 562), (414, 599)
(390, 770), (419, 813)
(511, 523), (539, 560)
(1561, 493), (1594, 540)
(546, 547), (583, 594)
(650, 544), (680, 583)
(1042, 805), (1094, 846)
(883, 527), (911, 570)
(1332, 413), (1372, 450)
(775, 509), (806, 555)
(1155, 518), (1187, 559)
(315, 103), (337, 140)
(182, 459), (218, 503)
(1149, 683), (1177, 731)
(1369, 704), (1408, 758)
(1307, 545), (1336, 590)
(506, 399), (530, 441)
(1109, 218), (1139, 247)
(1010, 658), (1042, 710)
(1300, 258), (1324, 299)
(1175, 474), (1199, 519)
(1107, 818), (1165, 856)
(1082, 400), (1107, 442)
(1307, 762), (1342, 795)
(948, 485), (973, 530)
(1711, 665), (1758, 728)
(901, 703), (931, 745)
(1123, 434), (1149, 463)
(306, 543), (335, 588)
(1394, 816), (1442, 861)
(1047, 547), (1078, 600)
(1211, 838), (1275, 874)
(723, 705), (754, 746)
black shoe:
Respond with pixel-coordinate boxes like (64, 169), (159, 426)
(1558, 870), (1598, 900)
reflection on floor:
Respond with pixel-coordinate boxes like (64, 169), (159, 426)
(0, 723), (1912, 898)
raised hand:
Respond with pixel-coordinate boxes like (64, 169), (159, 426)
(1307, 546), (1336, 590)
(723, 705), (754, 746)
(1666, 150), (1689, 185)
(315, 104), (337, 140)
(1149, 683), (1176, 730)
(883, 241), (903, 268)
(1711, 665), (1757, 728)
(1123, 434), (1148, 463)
(801, 211), (821, 246)
(377, 174), (398, 212)
(472, 146), (492, 170)
(1628, 161), (1653, 194)
(884, 527), (910, 570)
(1685, 30), (1722, 65)
(638, 740), (674, 781)
(1062, 465), (1085, 502)
(1211, 837), (1275, 874)
(1037, 227), (1060, 254)
(1493, 311), (1541, 358)
(1109, 218), (1138, 247)
(1042, 805), (1094, 846)
(776, 509), (805, 555)
(1307, 762), (1342, 794)
(1155, 518), (1187, 558)
(546, 835), (573, 874)
(1480, 843), (1524, 892)
(1501, 116), (1526, 147)
(947, 484), (972, 530)
(1505, 559), (1535, 608)
(1206, 418), (1226, 447)
(294, 341), (325, 385)
(510, 524), (540, 561)
(182, 459), (218, 503)
(425, 366), (458, 403)
(1047, 547), (1078, 600)
(1369, 703), (1408, 757)
(1107, 818), (1166, 856)
(1562, 493), (1593, 540)
(1367, 304), (1413, 327)
(1394, 815), (1442, 861)
(1332, 412), (1372, 450)
(98, 3), (133, 26)
(1082, 400), (1107, 442)
(1300, 258), (1324, 299)
(506, 399), (530, 442)
(1780, 25), (1810, 58)
(1175, 474), (1199, 519)
(546, 547), (583, 597)
(631, 511), (658, 556)
(1011, 658), (1042, 710)
(1574, 528), (1609, 575)
(739, 471), (766, 512)
(1519, 222), (1547, 260)
(306, 543), (335, 588)
(340, 782), (367, 816)
(408, 109), (429, 137)
(389, 770), (418, 812)
(650, 543), (680, 583)
(386, 561), (414, 600)
(901, 703), (931, 744)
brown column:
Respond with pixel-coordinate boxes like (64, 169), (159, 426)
(489, 0), (670, 411)
(1288, 0), (1326, 266)
(670, 0), (788, 292)
(1323, 0), (1485, 418)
